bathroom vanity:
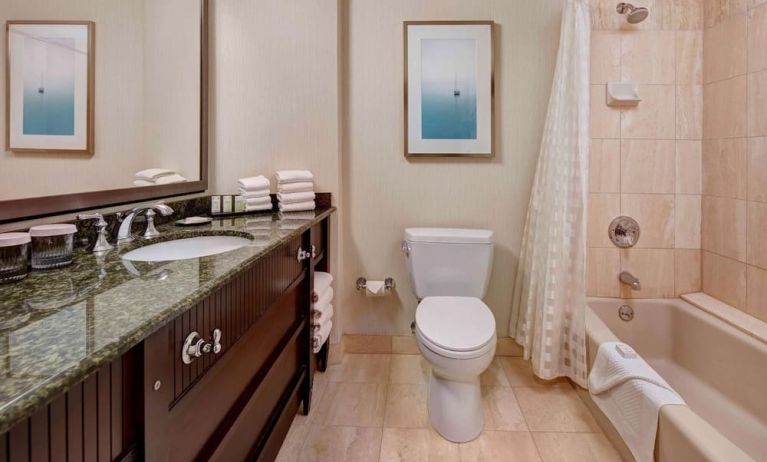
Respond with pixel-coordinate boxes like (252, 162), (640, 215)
(0, 206), (334, 461)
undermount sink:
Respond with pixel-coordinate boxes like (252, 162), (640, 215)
(121, 235), (252, 262)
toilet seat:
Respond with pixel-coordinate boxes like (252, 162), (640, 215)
(416, 296), (496, 359)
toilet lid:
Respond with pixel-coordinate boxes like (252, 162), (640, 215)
(415, 297), (495, 352)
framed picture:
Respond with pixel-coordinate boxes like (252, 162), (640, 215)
(404, 21), (494, 158)
(6, 21), (95, 154)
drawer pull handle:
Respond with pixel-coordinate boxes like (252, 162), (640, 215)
(182, 329), (223, 364)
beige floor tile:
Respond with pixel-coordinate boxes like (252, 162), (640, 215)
(344, 334), (392, 353)
(379, 428), (460, 462)
(275, 421), (310, 462)
(314, 382), (387, 427)
(390, 355), (429, 384)
(326, 353), (391, 383)
(298, 425), (382, 462)
(392, 335), (420, 354)
(532, 432), (621, 462)
(481, 386), (528, 431)
(459, 431), (542, 462)
(384, 383), (429, 428)
(514, 387), (600, 432)
(496, 337), (524, 356)
(479, 358), (510, 387)
(498, 357), (570, 388)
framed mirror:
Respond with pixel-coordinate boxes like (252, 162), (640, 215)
(0, 0), (208, 223)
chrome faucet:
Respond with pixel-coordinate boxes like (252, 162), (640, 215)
(116, 203), (174, 245)
(619, 271), (641, 291)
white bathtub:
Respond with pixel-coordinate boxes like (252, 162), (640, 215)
(583, 297), (766, 462)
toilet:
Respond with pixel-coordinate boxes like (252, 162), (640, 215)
(403, 227), (496, 443)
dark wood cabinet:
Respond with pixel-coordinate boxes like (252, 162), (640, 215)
(0, 215), (331, 462)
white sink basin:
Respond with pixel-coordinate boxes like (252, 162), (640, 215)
(122, 235), (252, 262)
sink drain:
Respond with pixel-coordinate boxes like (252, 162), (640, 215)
(618, 305), (634, 322)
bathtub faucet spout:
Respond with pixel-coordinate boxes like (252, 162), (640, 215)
(619, 271), (641, 291)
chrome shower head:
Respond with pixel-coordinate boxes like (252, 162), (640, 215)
(616, 2), (649, 24)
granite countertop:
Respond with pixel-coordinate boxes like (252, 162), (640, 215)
(0, 207), (334, 434)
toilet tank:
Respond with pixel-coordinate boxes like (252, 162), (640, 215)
(403, 228), (494, 299)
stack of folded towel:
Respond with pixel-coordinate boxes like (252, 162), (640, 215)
(238, 175), (272, 212)
(275, 170), (316, 212)
(312, 271), (334, 354)
(133, 168), (187, 187)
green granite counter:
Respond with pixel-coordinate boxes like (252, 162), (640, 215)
(0, 207), (334, 434)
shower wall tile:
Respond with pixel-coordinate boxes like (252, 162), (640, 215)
(661, 0), (704, 30)
(676, 31), (704, 84)
(621, 194), (675, 248)
(702, 138), (748, 199)
(620, 85), (676, 139)
(676, 85), (704, 139)
(746, 201), (767, 268)
(675, 195), (702, 249)
(589, 139), (620, 193)
(702, 251), (747, 309)
(591, 32), (621, 84)
(748, 3), (767, 72)
(621, 31), (676, 84)
(703, 76), (748, 138)
(587, 248), (621, 297)
(620, 140), (675, 193)
(746, 266), (767, 321)
(590, 85), (620, 138)
(588, 193), (620, 248)
(703, 14), (747, 83)
(748, 137), (767, 201)
(748, 69), (767, 136)
(704, 0), (747, 28)
(675, 249), (702, 295)
(620, 249), (675, 298)
(676, 141), (702, 194)
(701, 195), (747, 261)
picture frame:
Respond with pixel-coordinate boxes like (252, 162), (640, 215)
(404, 21), (494, 158)
(6, 20), (95, 154)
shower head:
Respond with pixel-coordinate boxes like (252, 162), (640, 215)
(616, 2), (649, 24)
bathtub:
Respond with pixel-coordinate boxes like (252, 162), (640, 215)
(582, 297), (766, 462)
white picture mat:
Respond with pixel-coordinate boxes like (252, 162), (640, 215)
(407, 24), (492, 155)
(8, 23), (90, 150)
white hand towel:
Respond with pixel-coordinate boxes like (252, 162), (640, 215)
(279, 200), (315, 212)
(589, 342), (685, 462)
(238, 175), (270, 191)
(278, 181), (314, 193)
(275, 170), (314, 184)
(135, 168), (175, 181)
(239, 188), (270, 198)
(245, 203), (273, 212)
(154, 173), (187, 184)
(277, 191), (316, 204)
(313, 272), (334, 298)
(245, 196), (272, 207)
(312, 304), (334, 327)
(133, 179), (154, 187)
(313, 286), (334, 313)
(312, 320), (332, 353)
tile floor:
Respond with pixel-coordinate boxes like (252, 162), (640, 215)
(275, 336), (622, 462)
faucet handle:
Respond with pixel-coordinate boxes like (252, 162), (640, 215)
(77, 213), (114, 253)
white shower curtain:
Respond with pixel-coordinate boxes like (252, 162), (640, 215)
(509, 0), (591, 388)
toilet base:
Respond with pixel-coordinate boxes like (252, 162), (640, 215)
(427, 370), (483, 443)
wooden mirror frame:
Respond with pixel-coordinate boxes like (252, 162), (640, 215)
(0, 0), (209, 224)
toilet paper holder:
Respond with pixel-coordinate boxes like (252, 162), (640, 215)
(356, 277), (395, 292)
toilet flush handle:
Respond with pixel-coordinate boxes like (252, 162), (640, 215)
(401, 240), (410, 257)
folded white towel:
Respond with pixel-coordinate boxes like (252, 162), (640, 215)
(154, 173), (187, 184)
(245, 196), (272, 207)
(279, 200), (315, 212)
(312, 320), (332, 353)
(133, 179), (155, 187)
(275, 170), (314, 184)
(589, 342), (685, 462)
(239, 188), (270, 199)
(314, 272), (334, 298)
(313, 286), (334, 313)
(135, 168), (176, 181)
(278, 181), (314, 193)
(245, 203), (272, 212)
(238, 175), (270, 191)
(277, 191), (316, 204)
(312, 304), (334, 327)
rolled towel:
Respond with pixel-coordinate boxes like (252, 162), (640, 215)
(275, 170), (313, 184)
(278, 181), (314, 194)
(279, 200), (315, 212)
(312, 304), (334, 327)
(312, 320), (332, 353)
(154, 173), (187, 185)
(277, 191), (316, 205)
(238, 175), (270, 191)
(133, 179), (155, 187)
(313, 286), (334, 312)
(245, 203), (273, 212)
(239, 190), (270, 200)
(135, 168), (176, 181)
(245, 196), (272, 207)
(314, 272), (334, 298)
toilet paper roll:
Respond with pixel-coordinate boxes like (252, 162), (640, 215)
(365, 280), (386, 297)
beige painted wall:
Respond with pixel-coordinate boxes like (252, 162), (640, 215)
(587, 0), (704, 299)
(340, 0), (563, 336)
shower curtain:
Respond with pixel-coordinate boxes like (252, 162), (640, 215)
(509, 0), (590, 388)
